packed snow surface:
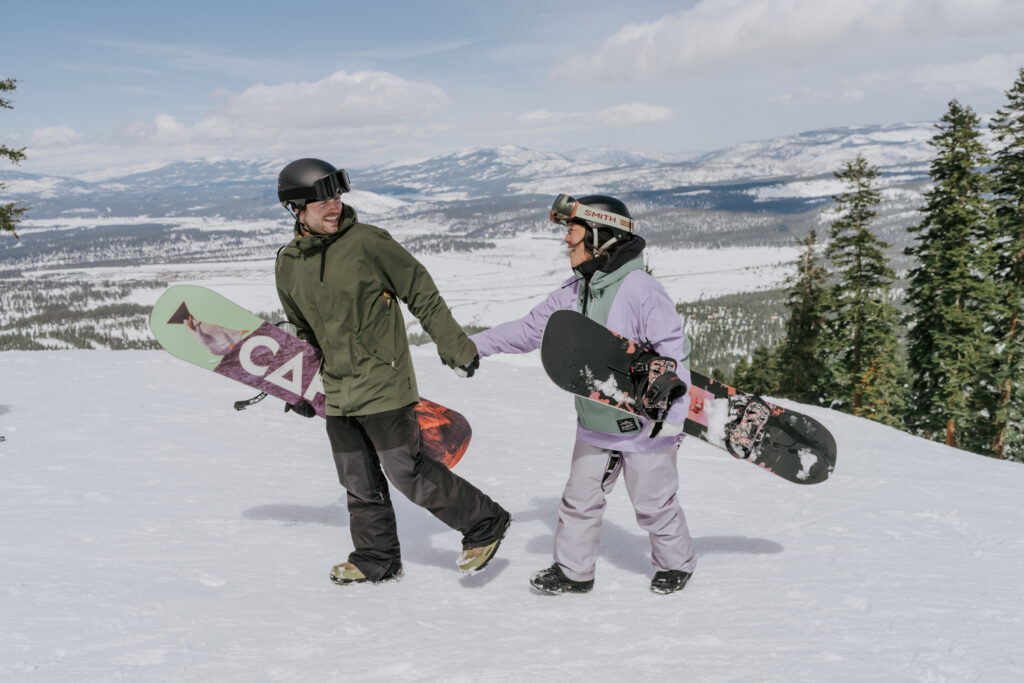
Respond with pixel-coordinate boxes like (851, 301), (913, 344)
(1, 349), (1022, 681)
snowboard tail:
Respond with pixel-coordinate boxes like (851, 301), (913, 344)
(540, 309), (836, 484)
(683, 372), (836, 484)
(150, 285), (471, 469)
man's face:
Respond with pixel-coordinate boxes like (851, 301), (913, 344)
(564, 223), (593, 268)
(298, 196), (342, 235)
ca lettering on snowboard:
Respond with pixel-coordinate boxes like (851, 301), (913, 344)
(211, 321), (326, 413)
(238, 334), (324, 401)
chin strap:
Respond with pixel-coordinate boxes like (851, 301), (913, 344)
(588, 227), (619, 256)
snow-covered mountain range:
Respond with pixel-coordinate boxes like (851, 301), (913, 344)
(0, 120), (938, 221)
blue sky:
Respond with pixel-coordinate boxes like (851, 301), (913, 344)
(3, 0), (1024, 176)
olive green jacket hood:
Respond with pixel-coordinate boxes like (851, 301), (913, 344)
(275, 204), (476, 416)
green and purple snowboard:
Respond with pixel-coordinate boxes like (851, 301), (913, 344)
(149, 285), (471, 469)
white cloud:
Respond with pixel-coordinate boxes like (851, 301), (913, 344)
(553, 0), (1024, 83)
(219, 70), (449, 129)
(519, 103), (672, 127)
(16, 70), (455, 174)
(34, 70), (450, 152)
(340, 39), (480, 61)
(769, 87), (866, 106)
(776, 52), (1024, 104)
(906, 53), (1024, 92)
(29, 126), (84, 146)
(600, 104), (674, 125)
(83, 39), (290, 80)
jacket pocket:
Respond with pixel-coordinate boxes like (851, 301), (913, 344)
(357, 289), (400, 369)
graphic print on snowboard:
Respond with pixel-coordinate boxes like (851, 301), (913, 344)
(150, 285), (471, 469)
(540, 309), (836, 484)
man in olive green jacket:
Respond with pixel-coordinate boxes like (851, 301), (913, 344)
(274, 158), (510, 585)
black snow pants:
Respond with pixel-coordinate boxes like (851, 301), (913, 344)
(325, 404), (509, 581)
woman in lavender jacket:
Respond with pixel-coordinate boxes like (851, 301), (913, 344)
(470, 194), (697, 595)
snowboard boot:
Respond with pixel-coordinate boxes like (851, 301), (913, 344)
(529, 564), (594, 594)
(650, 570), (691, 594)
(330, 561), (403, 586)
(457, 518), (511, 573)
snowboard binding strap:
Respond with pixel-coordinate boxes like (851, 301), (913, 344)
(234, 391), (269, 411)
(630, 352), (688, 422)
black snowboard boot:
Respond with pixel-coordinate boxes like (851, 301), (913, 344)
(650, 570), (691, 594)
(530, 564), (594, 594)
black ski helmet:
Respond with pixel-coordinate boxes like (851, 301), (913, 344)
(571, 195), (634, 254)
(277, 158), (351, 215)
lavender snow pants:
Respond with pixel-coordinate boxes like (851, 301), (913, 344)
(553, 440), (697, 582)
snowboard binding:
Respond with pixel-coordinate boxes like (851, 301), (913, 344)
(630, 352), (688, 422)
(724, 395), (772, 460)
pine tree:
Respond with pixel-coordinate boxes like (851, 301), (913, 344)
(1, 77), (28, 238)
(820, 155), (907, 426)
(732, 344), (780, 396)
(989, 68), (1024, 462)
(904, 100), (996, 452)
(776, 229), (827, 403)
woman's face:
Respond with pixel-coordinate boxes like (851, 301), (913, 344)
(564, 223), (593, 268)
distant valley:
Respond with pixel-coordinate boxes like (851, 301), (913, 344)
(0, 120), (937, 371)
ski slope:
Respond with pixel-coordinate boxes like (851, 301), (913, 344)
(1, 348), (1022, 682)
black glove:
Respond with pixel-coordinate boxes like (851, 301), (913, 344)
(453, 355), (480, 378)
(632, 354), (687, 421)
(284, 399), (317, 418)
(642, 372), (688, 418)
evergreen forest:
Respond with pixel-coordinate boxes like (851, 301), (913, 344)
(728, 67), (1024, 462)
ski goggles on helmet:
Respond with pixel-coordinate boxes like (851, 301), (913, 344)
(278, 169), (351, 209)
(549, 194), (634, 232)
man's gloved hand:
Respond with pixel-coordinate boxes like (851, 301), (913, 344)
(453, 355), (480, 378)
(284, 399), (317, 418)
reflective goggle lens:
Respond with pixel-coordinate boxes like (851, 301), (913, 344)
(313, 169), (351, 201)
(549, 194), (578, 224)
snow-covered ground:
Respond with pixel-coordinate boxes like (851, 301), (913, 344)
(2, 348), (1022, 681)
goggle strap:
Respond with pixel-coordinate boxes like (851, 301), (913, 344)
(583, 211), (633, 233)
(278, 187), (316, 202)
(550, 193), (634, 233)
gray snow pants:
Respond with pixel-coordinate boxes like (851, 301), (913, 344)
(325, 404), (510, 581)
(554, 440), (697, 582)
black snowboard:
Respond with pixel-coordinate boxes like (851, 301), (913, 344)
(540, 309), (837, 485)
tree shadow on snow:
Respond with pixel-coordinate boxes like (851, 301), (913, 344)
(0, 404), (10, 417)
(521, 496), (783, 576)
